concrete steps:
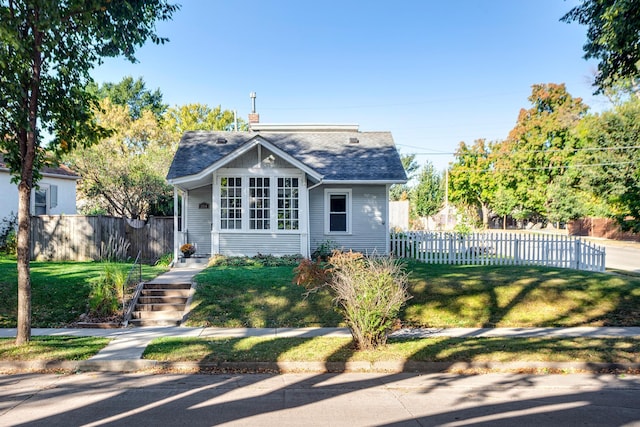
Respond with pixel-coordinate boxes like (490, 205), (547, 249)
(129, 282), (192, 327)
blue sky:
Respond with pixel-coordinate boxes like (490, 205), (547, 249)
(92, 0), (607, 171)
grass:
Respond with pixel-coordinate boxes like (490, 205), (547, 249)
(0, 256), (168, 327)
(0, 336), (110, 360)
(143, 336), (640, 364)
(402, 262), (640, 327)
(186, 264), (344, 327)
(186, 260), (640, 328)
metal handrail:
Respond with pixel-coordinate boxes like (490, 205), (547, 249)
(123, 250), (143, 317)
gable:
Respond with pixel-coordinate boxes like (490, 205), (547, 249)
(225, 144), (303, 170)
(166, 130), (407, 185)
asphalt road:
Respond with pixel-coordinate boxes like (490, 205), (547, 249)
(603, 243), (640, 273)
(1, 372), (639, 426)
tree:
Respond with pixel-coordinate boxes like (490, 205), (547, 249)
(88, 76), (167, 120)
(492, 186), (518, 230)
(448, 139), (497, 228)
(389, 153), (419, 201)
(562, 0), (640, 94)
(163, 103), (245, 143)
(495, 83), (588, 222)
(65, 99), (173, 219)
(0, 0), (178, 345)
(573, 97), (640, 231)
(412, 161), (444, 224)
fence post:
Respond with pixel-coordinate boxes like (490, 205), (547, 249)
(574, 238), (581, 270)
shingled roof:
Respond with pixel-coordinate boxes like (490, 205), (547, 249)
(0, 154), (79, 179)
(167, 130), (407, 183)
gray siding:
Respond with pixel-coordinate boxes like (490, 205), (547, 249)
(219, 233), (301, 257)
(186, 185), (212, 255)
(309, 184), (388, 255)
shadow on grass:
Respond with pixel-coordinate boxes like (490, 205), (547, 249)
(402, 262), (640, 328)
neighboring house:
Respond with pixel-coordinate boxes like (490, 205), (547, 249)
(0, 155), (79, 222)
(166, 123), (407, 259)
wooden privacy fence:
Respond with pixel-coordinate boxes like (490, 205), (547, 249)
(30, 215), (173, 263)
(390, 231), (606, 272)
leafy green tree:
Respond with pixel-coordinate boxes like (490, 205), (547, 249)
(573, 97), (640, 231)
(562, 0), (640, 94)
(448, 139), (496, 228)
(65, 99), (173, 219)
(412, 161), (444, 223)
(0, 0), (178, 344)
(88, 76), (167, 120)
(389, 152), (419, 201)
(492, 186), (518, 230)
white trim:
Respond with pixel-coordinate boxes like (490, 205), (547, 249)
(322, 179), (407, 185)
(324, 188), (352, 235)
(385, 184), (391, 255)
(250, 123), (359, 132)
(173, 187), (179, 263)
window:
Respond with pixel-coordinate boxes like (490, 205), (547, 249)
(220, 177), (242, 229)
(34, 188), (47, 215)
(33, 184), (57, 215)
(325, 189), (351, 234)
(277, 178), (299, 230)
(249, 177), (270, 230)
(218, 174), (302, 232)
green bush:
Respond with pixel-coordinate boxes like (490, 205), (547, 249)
(155, 252), (173, 267)
(88, 263), (126, 318)
(0, 213), (17, 255)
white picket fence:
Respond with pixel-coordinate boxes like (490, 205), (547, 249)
(390, 231), (606, 272)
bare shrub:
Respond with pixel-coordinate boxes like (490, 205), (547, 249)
(327, 251), (411, 350)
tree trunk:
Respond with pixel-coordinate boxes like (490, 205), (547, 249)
(16, 21), (42, 345)
(16, 179), (32, 345)
(481, 203), (490, 229)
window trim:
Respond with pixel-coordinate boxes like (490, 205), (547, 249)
(324, 188), (352, 235)
(33, 184), (49, 215)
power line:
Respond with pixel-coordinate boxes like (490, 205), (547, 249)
(454, 161), (636, 173)
(397, 144), (640, 156)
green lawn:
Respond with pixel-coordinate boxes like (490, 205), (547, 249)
(186, 260), (640, 328)
(0, 256), (168, 327)
(0, 336), (110, 360)
(144, 336), (640, 364)
(186, 264), (344, 327)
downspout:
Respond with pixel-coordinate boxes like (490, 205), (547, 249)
(306, 179), (323, 258)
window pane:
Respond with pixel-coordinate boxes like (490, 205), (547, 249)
(330, 213), (347, 232)
(330, 195), (346, 213)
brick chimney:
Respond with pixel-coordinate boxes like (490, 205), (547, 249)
(249, 91), (259, 125)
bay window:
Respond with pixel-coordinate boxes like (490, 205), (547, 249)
(219, 174), (300, 232)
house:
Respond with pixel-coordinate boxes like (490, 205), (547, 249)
(166, 123), (407, 259)
(0, 155), (79, 222)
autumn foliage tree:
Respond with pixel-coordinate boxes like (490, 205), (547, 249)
(494, 83), (588, 222)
